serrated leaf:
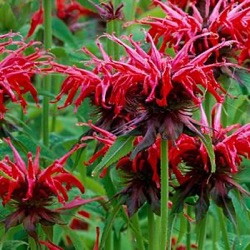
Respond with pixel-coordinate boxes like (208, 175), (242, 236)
(200, 134), (216, 173)
(92, 135), (135, 176)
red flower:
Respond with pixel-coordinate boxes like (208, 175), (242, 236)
(138, 0), (250, 66)
(0, 138), (88, 240)
(54, 32), (234, 156)
(26, 0), (97, 37)
(169, 104), (250, 220)
(89, 0), (124, 22)
(26, 1), (43, 38)
(56, 0), (98, 30)
(0, 32), (52, 119)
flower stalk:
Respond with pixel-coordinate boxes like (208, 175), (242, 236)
(197, 215), (207, 250)
(42, 0), (52, 147)
(217, 207), (231, 250)
(130, 213), (145, 250)
(160, 139), (169, 250)
(147, 206), (155, 250)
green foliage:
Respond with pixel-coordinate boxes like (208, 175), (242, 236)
(92, 135), (135, 177)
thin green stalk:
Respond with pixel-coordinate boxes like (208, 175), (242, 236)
(212, 216), (219, 250)
(204, 92), (212, 125)
(125, 0), (139, 35)
(197, 215), (207, 250)
(160, 139), (169, 250)
(42, 0), (52, 147)
(106, 20), (115, 58)
(51, 74), (61, 132)
(147, 205), (155, 250)
(28, 236), (38, 250)
(113, 232), (121, 250)
(216, 207), (230, 250)
(130, 213), (145, 250)
(186, 206), (191, 250)
(221, 98), (228, 127)
(155, 215), (161, 250)
(104, 230), (113, 250)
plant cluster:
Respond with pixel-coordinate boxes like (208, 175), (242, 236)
(0, 0), (249, 249)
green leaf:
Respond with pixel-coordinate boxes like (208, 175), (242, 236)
(100, 204), (122, 249)
(0, 3), (17, 31)
(50, 47), (68, 58)
(200, 134), (216, 173)
(52, 17), (78, 48)
(60, 225), (88, 250)
(2, 240), (28, 250)
(92, 135), (135, 177)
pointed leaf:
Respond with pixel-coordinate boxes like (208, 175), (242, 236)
(100, 204), (121, 249)
(52, 17), (78, 48)
(57, 196), (102, 211)
(92, 135), (135, 176)
(200, 134), (216, 173)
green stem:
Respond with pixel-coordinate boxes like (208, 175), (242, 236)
(106, 20), (115, 57)
(204, 92), (212, 125)
(147, 205), (155, 250)
(197, 215), (207, 250)
(51, 74), (61, 132)
(155, 215), (161, 250)
(221, 97), (228, 128)
(113, 232), (121, 250)
(186, 206), (191, 250)
(104, 230), (113, 250)
(130, 213), (145, 250)
(216, 207), (230, 250)
(212, 216), (219, 250)
(28, 236), (38, 250)
(42, 0), (52, 147)
(160, 139), (169, 250)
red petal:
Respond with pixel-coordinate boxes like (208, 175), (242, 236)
(26, 3), (44, 38)
(57, 196), (102, 211)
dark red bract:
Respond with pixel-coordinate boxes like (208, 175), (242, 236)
(116, 137), (161, 216)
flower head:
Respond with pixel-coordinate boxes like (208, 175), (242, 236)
(116, 137), (161, 216)
(56, 0), (98, 29)
(0, 138), (85, 240)
(169, 104), (250, 220)
(138, 0), (250, 66)
(0, 32), (52, 119)
(89, 0), (124, 22)
(26, 0), (98, 37)
(54, 32), (232, 156)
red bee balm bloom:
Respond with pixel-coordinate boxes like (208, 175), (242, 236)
(139, 0), (250, 66)
(55, 33), (233, 156)
(169, 104), (250, 221)
(0, 32), (52, 119)
(0, 138), (87, 240)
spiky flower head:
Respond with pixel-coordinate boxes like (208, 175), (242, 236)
(0, 138), (86, 240)
(169, 104), (250, 221)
